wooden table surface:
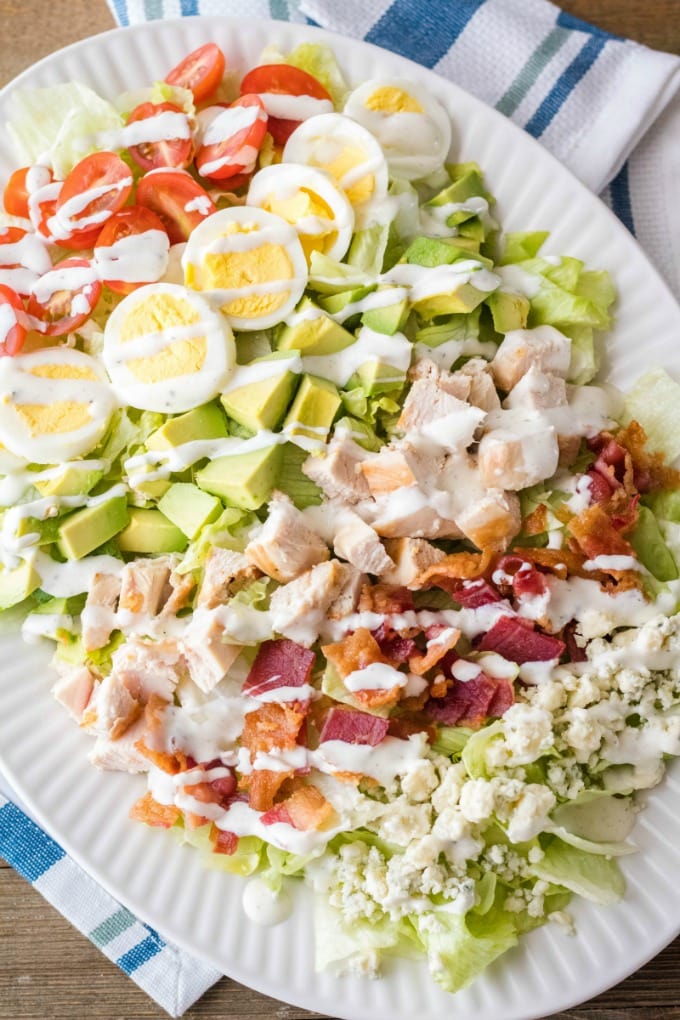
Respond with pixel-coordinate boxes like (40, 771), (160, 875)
(1, 1), (679, 1018)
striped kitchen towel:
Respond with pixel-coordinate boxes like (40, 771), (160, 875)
(109, 0), (680, 298)
(0, 787), (222, 1016)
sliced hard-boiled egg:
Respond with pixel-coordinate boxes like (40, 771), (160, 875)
(282, 113), (388, 228)
(0, 347), (117, 464)
(103, 282), (235, 413)
(246, 163), (355, 264)
(182, 206), (308, 331)
(343, 78), (452, 181)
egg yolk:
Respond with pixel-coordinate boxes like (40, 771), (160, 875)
(365, 87), (423, 114)
(312, 145), (374, 207)
(262, 188), (338, 262)
(14, 362), (99, 436)
(119, 292), (207, 383)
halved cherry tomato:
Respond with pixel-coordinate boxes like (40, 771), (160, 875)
(4, 168), (32, 218)
(136, 169), (217, 244)
(0, 227), (52, 297)
(239, 64), (332, 146)
(195, 95), (268, 180)
(54, 152), (133, 246)
(27, 257), (102, 337)
(165, 43), (226, 104)
(127, 102), (194, 172)
(0, 285), (27, 356)
(203, 170), (254, 192)
(94, 206), (170, 295)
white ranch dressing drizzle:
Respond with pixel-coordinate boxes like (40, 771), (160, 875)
(381, 260), (500, 299)
(89, 110), (191, 152)
(258, 93), (334, 121)
(494, 263), (543, 298)
(300, 325), (411, 387)
(242, 878), (292, 926)
(32, 549), (124, 597)
(327, 286), (409, 324)
(93, 229), (169, 285)
(47, 176), (133, 239)
(343, 661), (407, 692)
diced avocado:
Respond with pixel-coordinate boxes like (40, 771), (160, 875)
(486, 290), (530, 333)
(15, 513), (61, 544)
(442, 162), (490, 202)
(117, 508), (188, 554)
(158, 482), (222, 540)
(32, 594), (85, 616)
(405, 235), (494, 269)
(34, 464), (104, 497)
(131, 475), (172, 500)
(0, 560), (41, 610)
(457, 217), (486, 243)
(413, 283), (489, 319)
(221, 353), (299, 433)
(195, 444), (283, 511)
(276, 298), (355, 356)
(318, 286), (374, 317)
(282, 374), (341, 443)
(57, 496), (129, 560)
(349, 360), (407, 395)
(146, 402), (228, 450)
(362, 292), (410, 336)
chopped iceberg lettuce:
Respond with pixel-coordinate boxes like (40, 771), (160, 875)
(629, 506), (678, 582)
(531, 837), (626, 905)
(416, 900), (518, 993)
(624, 368), (680, 463)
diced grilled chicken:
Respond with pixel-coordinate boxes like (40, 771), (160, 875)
(503, 365), (567, 411)
(197, 546), (261, 609)
(161, 567), (196, 616)
(478, 421), (560, 490)
(302, 434), (370, 504)
(398, 371), (475, 432)
(382, 537), (446, 587)
(81, 572), (121, 652)
(51, 662), (95, 723)
(118, 556), (176, 616)
(89, 718), (149, 773)
(490, 326), (571, 392)
(370, 495), (463, 540)
(409, 358), (470, 400)
(269, 559), (353, 646)
(360, 447), (417, 497)
(179, 608), (242, 693)
(454, 489), (521, 551)
(333, 511), (394, 576)
(92, 671), (142, 740)
(110, 638), (184, 703)
(327, 564), (365, 620)
(451, 357), (501, 411)
(245, 491), (329, 583)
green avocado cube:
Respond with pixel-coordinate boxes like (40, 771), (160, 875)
(195, 444), (283, 510)
(146, 402), (228, 451)
(318, 286), (375, 319)
(221, 352), (299, 433)
(0, 560), (41, 610)
(349, 360), (407, 395)
(486, 290), (530, 333)
(57, 495), (129, 560)
(405, 236), (493, 270)
(158, 482), (222, 540)
(117, 508), (188, 554)
(34, 464), (104, 498)
(282, 374), (341, 443)
(361, 291), (410, 336)
(276, 298), (356, 356)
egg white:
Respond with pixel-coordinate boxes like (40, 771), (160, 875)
(343, 78), (452, 181)
(246, 163), (355, 263)
(0, 347), (117, 464)
(182, 206), (308, 331)
(103, 282), (235, 413)
(282, 113), (389, 228)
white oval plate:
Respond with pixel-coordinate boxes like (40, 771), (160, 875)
(1, 16), (679, 1020)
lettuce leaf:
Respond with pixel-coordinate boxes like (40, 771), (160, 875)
(276, 443), (323, 509)
(500, 231), (549, 264)
(623, 368), (680, 464)
(8, 83), (123, 178)
(531, 837), (626, 904)
(315, 896), (416, 972)
(281, 43), (349, 107)
(174, 823), (264, 875)
(461, 721), (504, 778)
(416, 901), (518, 993)
(629, 506), (678, 581)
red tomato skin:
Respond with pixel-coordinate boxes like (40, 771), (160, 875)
(55, 152), (133, 246)
(27, 257), (102, 337)
(127, 102), (194, 172)
(195, 95), (268, 181)
(136, 169), (216, 244)
(0, 284), (27, 356)
(3, 168), (31, 219)
(239, 64), (332, 145)
(94, 206), (169, 295)
(165, 43), (226, 104)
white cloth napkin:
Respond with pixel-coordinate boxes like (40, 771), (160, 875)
(4, 0), (679, 1016)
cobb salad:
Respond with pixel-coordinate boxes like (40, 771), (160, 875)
(2, 36), (680, 996)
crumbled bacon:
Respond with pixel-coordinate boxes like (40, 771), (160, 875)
(414, 550), (495, 591)
(244, 639), (316, 698)
(409, 626), (461, 676)
(487, 678), (515, 717)
(319, 706), (389, 746)
(322, 627), (390, 679)
(478, 616), (565, 663)
(453, 578), (502, 608)
(134, 738), (190, 775)
(210, 826), (239, 855)
(495, 555), (548, 599)
(261, 784), (334, 831)
(426, 674), (499, 728)
(246, 768), (294, 812)
(358, 583), (415, 614)
(563, 621), (588, 663)
(129, 791), (180, 828)
(183, 770), (237, 807)
(372, 622), (418, 664)
(240, 703), (306, 754)
(568, 503), (635, 559)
